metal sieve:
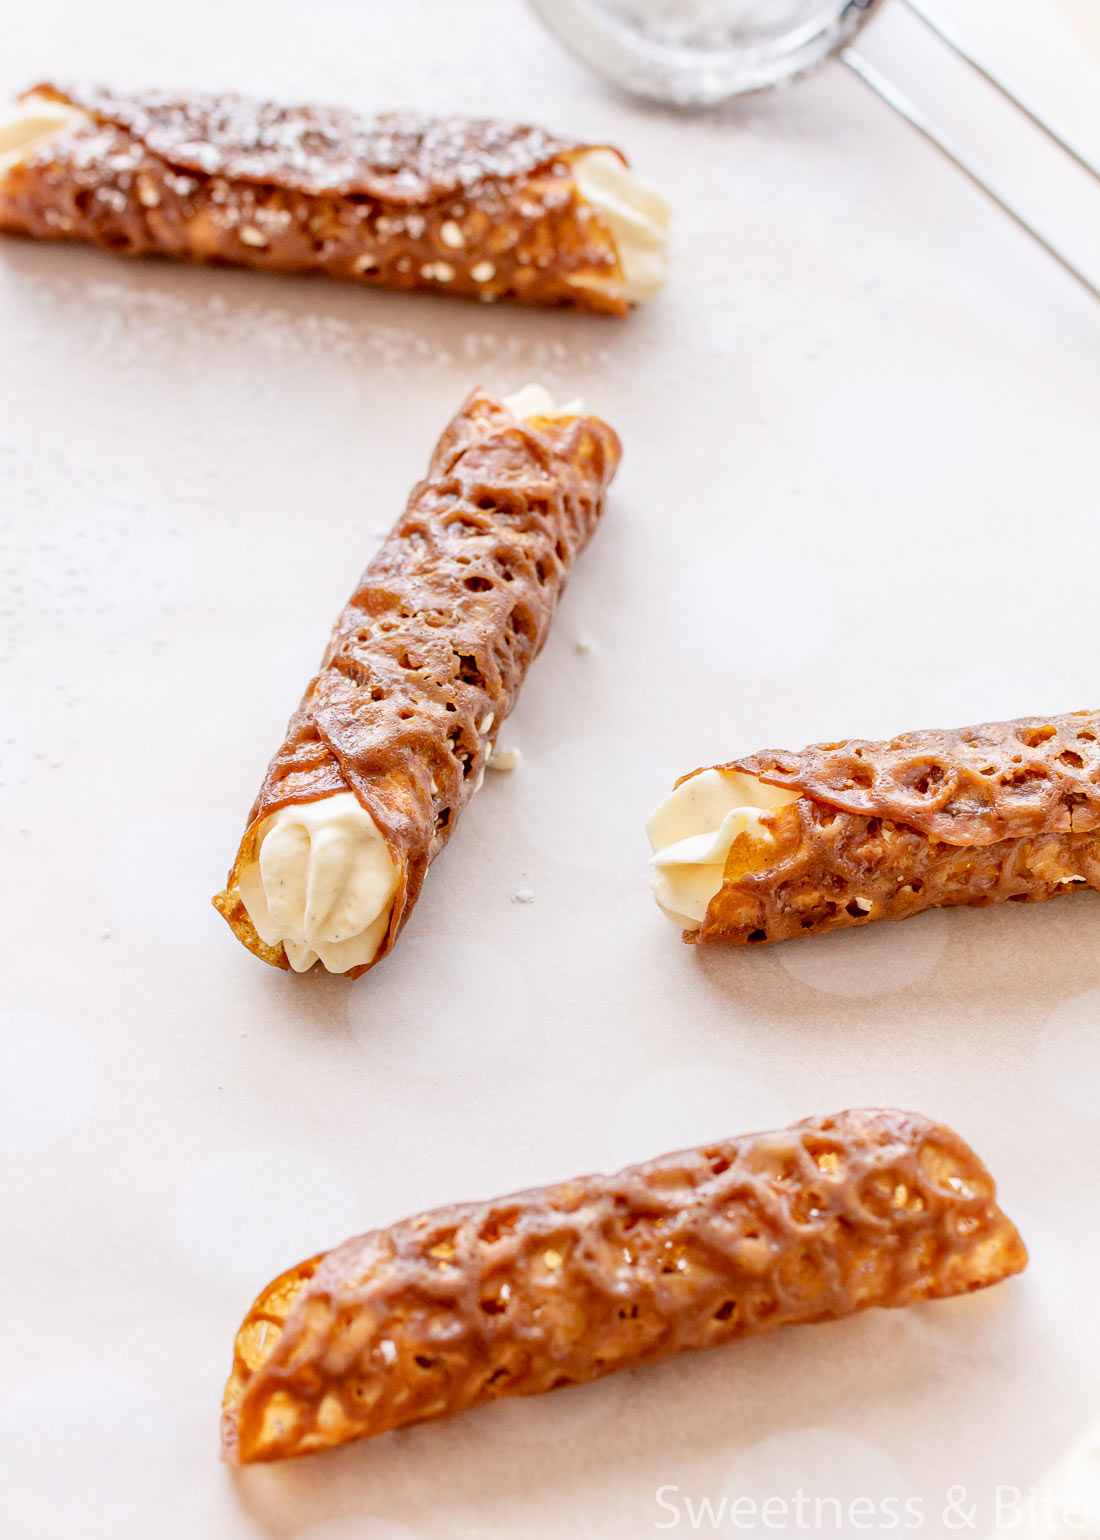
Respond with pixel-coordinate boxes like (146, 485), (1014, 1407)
(530, 0), (1100, 302)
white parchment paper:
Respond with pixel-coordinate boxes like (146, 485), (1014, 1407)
(3, 2), (1099, 1535)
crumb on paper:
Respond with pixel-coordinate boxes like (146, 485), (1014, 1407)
(511, 887), (535, 904)
(575, 637), (593, 654)
(488, 746), (522, 772)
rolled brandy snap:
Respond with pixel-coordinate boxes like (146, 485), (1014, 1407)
(213, 384), (620, 976)
(221, 1108), (1025, 1463)
(648, 710), (1100, 946)
(0, 84), (669, 313)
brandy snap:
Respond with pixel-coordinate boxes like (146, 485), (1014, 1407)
(222, 1108), (1025, 1463)
(214, 385), (620, 975)
(649, 711), (1100, 946)
(0, 84), (668, 312)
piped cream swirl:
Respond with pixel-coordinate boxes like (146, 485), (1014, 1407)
(238, 794), (398, 974)
(647, 769), (800, 929)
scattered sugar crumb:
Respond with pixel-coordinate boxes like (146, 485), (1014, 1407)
(511, 887), (535, 904)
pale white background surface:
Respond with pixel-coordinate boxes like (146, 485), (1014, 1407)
(3, 1), (1100, 1536)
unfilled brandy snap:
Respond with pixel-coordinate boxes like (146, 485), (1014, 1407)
(222, 1108), (1025, 1463)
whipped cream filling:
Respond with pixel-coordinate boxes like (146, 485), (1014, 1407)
(0, 93), (89, 176)
(238, 382), (572, 974)
(647, 769), (800, 929)
(501, 382), (583, 420)
(570, 148), (670, 302)
(238, 793), (398, 974)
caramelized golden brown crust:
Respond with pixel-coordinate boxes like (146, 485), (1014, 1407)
(213, 388), (620, 974)
(698, 797), (1100, 946)
(689, 711), (1100, 947)
(221, 1108), (1025, 1463)
(734, 711), (1100, 846)
(0, 84), (631, 313)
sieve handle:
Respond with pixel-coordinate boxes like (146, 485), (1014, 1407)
(898, 0), (1100, 182)
(841, 0), (1100, 306)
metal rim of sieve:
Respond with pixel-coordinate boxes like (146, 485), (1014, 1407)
(528, 0), (1100, 303)
(528, 0), (889, 106)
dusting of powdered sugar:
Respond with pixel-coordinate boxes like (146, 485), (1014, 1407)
(0, 255), (623, 668)
(531, 0), (872, 103)
(593, 0), (834, 48)
(0, 260), (618, 380)
(51, 85), (576, 202)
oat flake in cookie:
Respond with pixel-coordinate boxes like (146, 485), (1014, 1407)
(213, 385), (620, 977)
(649, 710), (1100, 946)
(221, 1108), (1025, 1462)
(0, 83), (669, 312)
